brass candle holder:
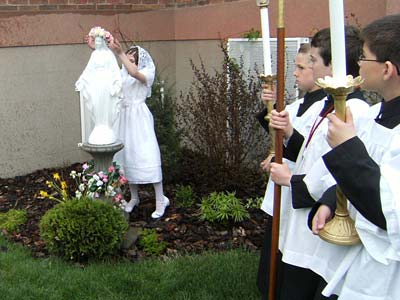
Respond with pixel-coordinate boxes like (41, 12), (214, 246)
(259, 74), (277, 156)
(315, 75), (363, 246)
(256, 0), (269, 8)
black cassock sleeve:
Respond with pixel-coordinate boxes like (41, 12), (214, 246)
(291, 175), (315, 209)
(322, 137), (387, 230)
(307, 185), (337, 230)
(256, 110), (305, 162)
(291, 176), (337, 212)
(284, 129), (305, 162)
(256, 108), (270, 132)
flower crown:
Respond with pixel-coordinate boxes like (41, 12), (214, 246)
(88, 26), (113, 42)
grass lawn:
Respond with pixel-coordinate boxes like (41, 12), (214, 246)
(0, 236), (260, 300)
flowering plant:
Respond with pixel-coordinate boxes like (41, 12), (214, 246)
(75, 161), (127, 201)
(39, 161), (128, 209)
(39, 172), (69, 203)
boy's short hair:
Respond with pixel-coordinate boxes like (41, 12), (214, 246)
(310, 28), (331, 66)
(311, 26), (362, 77)
(362, 14), (400, 73)
(298, 43), (311, 54)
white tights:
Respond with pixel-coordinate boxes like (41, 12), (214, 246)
(128, 182), (168, 216)
(129, 182), (164, 203)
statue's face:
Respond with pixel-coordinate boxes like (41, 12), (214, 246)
(94, 37), (105, 49)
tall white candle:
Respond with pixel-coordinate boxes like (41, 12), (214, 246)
(329, 0), (347, 85)
(260, 6), (272, 75)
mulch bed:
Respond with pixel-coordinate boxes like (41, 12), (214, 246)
(0, 163), (269, 261)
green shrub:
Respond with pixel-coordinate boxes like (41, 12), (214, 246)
(243, 28), (261, 40)
(39, 197), (128, 261)
(138, 228), (167, 256)
(175, 185), (195, 208)
(0, 209), (27, 232)
(200, 192), (250, 224)
(244, 196), (263, 209)
(147, 75), (181, 185)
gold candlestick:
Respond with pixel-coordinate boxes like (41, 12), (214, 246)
(315, 75), (363, 246)
(256, 0), (269, 8)
(259, 74), (277, 156)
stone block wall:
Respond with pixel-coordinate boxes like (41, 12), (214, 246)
(0, 0), (238, 13)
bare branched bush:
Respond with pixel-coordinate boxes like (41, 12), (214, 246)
(176, 42), (268, 196)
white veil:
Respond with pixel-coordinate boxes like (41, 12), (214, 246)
(122, 45), (156, 98)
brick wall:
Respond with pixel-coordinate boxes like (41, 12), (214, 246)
(0, 0), (238, 13)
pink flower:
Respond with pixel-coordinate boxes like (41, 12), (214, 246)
(104, 31), (114, 43)
(102, 176), (108, 183)
(104, 31), (114, 42)
(119, 176), (128, 184)
(113, 193), (123, 202)
(108, 166), (115, 173)
(82, 163), (89, 170)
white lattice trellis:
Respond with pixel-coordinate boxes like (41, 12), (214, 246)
(228, 37), (309, 104)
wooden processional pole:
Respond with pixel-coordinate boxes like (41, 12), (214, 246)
(268, 0), (285, 299)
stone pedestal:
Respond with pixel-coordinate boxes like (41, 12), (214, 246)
(79, 141), (124, 173)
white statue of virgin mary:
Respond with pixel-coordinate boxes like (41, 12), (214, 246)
(75, 27), (122, 145)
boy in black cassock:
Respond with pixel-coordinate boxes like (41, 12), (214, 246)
(256, 43), (327, 300)
(263, 26), (369, 300)
(307, 14), (400, 299)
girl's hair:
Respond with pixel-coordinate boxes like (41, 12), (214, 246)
(126, 46), (139, 65)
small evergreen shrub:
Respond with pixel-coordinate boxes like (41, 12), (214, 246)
(39, 197), (128, 261)
(175, 185), (195, 208)
(244, 196), (263, 209)
(147, 75), (181, 185)
(200, 192), (250, 224)
(138, 228), (167, 256)
(243, 28), (261, 40)
(0, 209), (27, 232)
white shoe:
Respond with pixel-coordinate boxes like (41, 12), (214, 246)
(124, 198), (139, 213)
(151, 196), (170, 219)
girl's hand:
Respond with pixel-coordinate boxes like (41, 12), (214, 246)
(108, 39), (123, 55)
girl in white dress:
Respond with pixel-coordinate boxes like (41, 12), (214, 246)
(108, 40), (169, 218)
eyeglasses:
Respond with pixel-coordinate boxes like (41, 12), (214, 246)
(358, 54), (400, 75)
(358, 54), (380, 63)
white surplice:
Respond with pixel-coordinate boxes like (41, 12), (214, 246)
(273, 98), (369, 281)
(305, 103), (400, 299)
